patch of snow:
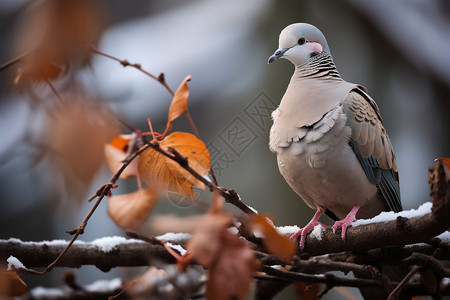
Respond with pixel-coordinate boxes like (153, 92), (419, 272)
(310, 225), (325, 241)
(85, 278), (123, 292)
(156, 232), (191, 241)
(270, 265), (282, 270)
(404, 242), (428, 248)
(277, 225), (300, 236)
(7, 256), (25, 270)
(437, 231), (450, 242)
(91, 236), (143, 252)
(165, 242), (186, 256)
(31, 287), (65, 298)
(248, 205), (258, 214)
(353, 202), (432, 227)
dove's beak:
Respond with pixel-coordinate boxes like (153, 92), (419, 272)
(268, 48), (288, 64)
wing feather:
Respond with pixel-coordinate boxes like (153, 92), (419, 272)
(344, 89), (402, 213)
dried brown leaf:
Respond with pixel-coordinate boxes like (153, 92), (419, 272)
(138, 132), (211, 196)
(164, 75), (191, 134)
(205, 230), (260, 300)
(48, 101), (118, 197)
(104, 135), (138, 179)
(186, 212), (233, 268)
(108, 187), (159, 229)
(13, 0), (104, 82)
(250, 215), (295, 261)
(0, 271), (28, 297)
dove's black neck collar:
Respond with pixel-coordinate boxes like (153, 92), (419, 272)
(296, 52), (342, 80)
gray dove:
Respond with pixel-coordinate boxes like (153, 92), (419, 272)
(268, 23), (402, 250)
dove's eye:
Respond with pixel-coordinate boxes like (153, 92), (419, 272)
(297, 37), (306, 45)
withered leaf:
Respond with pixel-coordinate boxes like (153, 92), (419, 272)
(138, 132), (210, 196)
(13, 0), (104, 82)
(0, 271), (28, 297)
(205, 230), (259, 300)
(436, 157), (450, 182)
(186, 212), (233, 268)
(164, 75), (191, 134)
(250, 215), (295, 261)
(104, 135), (138, 179)
(108, 187), (159, 229)
(48, 101), (118, 198)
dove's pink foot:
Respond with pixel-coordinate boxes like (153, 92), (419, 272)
(332, 205), (360, 240)
(290, 209), (329, 250)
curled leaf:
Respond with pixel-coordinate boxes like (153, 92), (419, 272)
(108, 187), (158, 229)
(250, 215), (295, 261)
(138, 132), (211, 196)
(104, 134), (138, 179)
(164, 75), (191, 134)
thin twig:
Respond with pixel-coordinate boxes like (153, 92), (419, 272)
(89, 45), (174, 95)
(44, 78), (67, 108)
(21, 143), (151, 275)
(261, 265), (388, 288)
(387, 266), (422, 300)
(0, 50), (34, 72)
(90, 46), (220, 185)
(146, 142), (254, 215)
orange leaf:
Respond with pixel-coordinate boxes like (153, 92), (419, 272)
(138, 132), (211, 196)
(436, 157), (450, 182)
(205, 230), (260, 300)
(164, 75), (191, 134)
(110, 135), (131, 151)
(0, 271), (28, 297)
(250, 215), (295, 261)
(108, 187), (158, 229)
(104, 134), (137, 179)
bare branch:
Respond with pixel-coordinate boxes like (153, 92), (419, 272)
(0, 239), (177, 272)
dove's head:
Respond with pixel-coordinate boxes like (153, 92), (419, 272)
(268, 23), (330, 66)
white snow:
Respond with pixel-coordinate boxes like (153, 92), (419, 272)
(437, 231), (450, 242)
(30, 278), (123, 299)
(270, 265), (283, 270)
(277, 225), (300, 236)
(6, 255), (25, 271)
(353, 202), (432, 227)
(85, 278), (123, 292)
(91, 236), (144, 253)
(248, 205), (258, 214)
(31, 287), (65, 298)
(165, 242), (187, 256)
(310, 224), (325, 241)
(156, 232), (191, 241)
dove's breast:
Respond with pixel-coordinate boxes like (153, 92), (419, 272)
(270, 104), (387, 219)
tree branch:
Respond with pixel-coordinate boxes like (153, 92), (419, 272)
(301, 160), (450, 255)
(0, 238), (178, 272)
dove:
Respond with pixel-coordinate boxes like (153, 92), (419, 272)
(268, 23), (402, 250)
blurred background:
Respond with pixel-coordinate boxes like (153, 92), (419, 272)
(0, 0), (449, 299)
